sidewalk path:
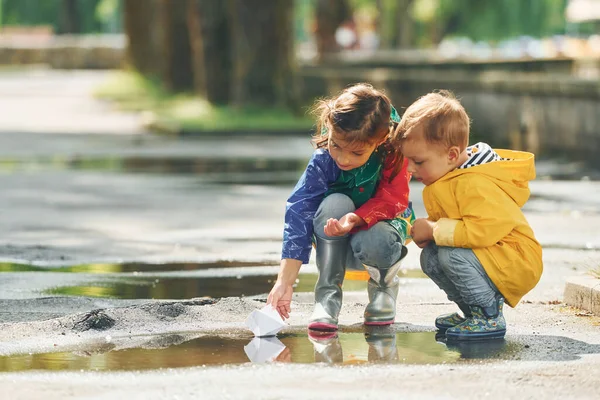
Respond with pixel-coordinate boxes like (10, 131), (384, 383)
(0, 68), (144, 135)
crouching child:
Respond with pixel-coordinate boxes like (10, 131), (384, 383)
(397, 91), (543, 341)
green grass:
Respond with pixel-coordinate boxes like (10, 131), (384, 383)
(94, 71), (314, 133)
(591, 267), (600, 279)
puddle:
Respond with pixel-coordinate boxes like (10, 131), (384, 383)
(42, 273), (381, 299)
(1, 262), (426, 299)
(0, 156), (306, 179)
(0, 261), (277, 273)
(0, 331), (519, 372)
(46, 275), (282, 299)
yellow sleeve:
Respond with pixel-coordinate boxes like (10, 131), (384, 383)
(433, 176), (521, 248)
(433, 218), (458, 246)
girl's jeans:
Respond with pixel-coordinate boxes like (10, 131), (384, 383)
(313, 193), (405, 270)
(420, 242), (500, 308)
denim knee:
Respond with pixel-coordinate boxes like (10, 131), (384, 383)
(420, 243), (439, 277)
(438, 247), (499, 306)
(437, 247), (498, 290)
(313, 194), (355, 238)
(436, 246), (455, 271)
(350, 222), (402, 268)
(438, 247), (479, 276)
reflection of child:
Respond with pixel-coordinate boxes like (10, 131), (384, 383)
(398, 91), (543, 341)
(307, 331), (399, 363)
(267, 83), (414, 331)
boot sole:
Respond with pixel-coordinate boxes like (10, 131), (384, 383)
(435, 322), (461, 331)
(445, 329), (506, 341)
(308, 330), (338, 340)
(308, 322), (338, 331)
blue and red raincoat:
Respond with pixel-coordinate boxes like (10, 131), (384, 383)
(282, 148), (413, 264)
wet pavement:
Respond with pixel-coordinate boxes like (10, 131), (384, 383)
(0, 70), (600, 399)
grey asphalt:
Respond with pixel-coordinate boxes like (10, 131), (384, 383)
(0, 69), (599, 399)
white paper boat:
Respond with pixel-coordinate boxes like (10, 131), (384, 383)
(243, 336), (287, 363)
(245, 305), (286, 337)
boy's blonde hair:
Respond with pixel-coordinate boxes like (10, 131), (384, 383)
(394, 90), (470, 150)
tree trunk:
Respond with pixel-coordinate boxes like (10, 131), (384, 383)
(187, 0), (231, 104)
(228, 0), (296, 108)
(159, 0), (194, 92)
(58, 0), (80, 34)
(123, 0), (162, 78)
(395, 0), (415, 48)
(314, 0), (352, 59)
(376, 0), (390, 49)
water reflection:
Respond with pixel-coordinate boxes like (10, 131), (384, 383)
(0, 261), (276, 273)
(46, 275), (281, 299)
(44, 273), (372, 299)
(1, 262), (426, 299)
(444, 339), (510, 360)
(44, 271), (427, 300)
(0, 263), (427, 278)
(3, 331), (597, 372)
(0, 332), (464, 371)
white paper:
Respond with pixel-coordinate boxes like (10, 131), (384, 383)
(243, 336), (286, 363)
(245, 305), (286, 337)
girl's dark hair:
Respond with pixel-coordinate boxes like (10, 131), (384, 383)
(311, 83), (403, 182)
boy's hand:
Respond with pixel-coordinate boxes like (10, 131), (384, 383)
(411, 218), (435, 248)
(323, 212), (363, 236)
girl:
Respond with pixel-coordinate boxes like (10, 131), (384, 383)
(267, 83), (414, 331)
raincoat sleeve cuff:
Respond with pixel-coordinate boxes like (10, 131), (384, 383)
(433, 218), (458, 247)
(284, 247), (311, 265)
(353, 209), (375, 229)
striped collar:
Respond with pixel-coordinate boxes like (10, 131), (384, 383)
(458, 142), (505, 170)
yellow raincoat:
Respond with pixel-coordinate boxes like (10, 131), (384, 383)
(424, 149), (543, 307)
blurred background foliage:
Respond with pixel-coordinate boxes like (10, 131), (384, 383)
(0, 0), (122, 33)
(1, 0), (598, 132)
(0, 0), (591, 42)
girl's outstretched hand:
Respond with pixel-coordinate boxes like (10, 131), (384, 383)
(267, 281), (293, 319)
(323, 212), (363, 236)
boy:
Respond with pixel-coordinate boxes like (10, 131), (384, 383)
(397, 91), (543, 341)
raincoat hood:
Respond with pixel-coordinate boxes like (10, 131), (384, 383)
(439, 149), (535, 207)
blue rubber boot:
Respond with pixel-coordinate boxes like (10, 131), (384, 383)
(435, 303), (472, 331)
(445, 297), (506, 341)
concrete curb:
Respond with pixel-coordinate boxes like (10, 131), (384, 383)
(564, 274), (600, 315)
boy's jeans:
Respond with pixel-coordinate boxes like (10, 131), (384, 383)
(420, 242), (500, 308)
(313, 193), (405, 269)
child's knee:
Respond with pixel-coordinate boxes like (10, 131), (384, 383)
(314, 193), (355, 223)
(351, 225), (401, 267)
(438, 247), (476, 275)
(420, 243), (439, 276)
